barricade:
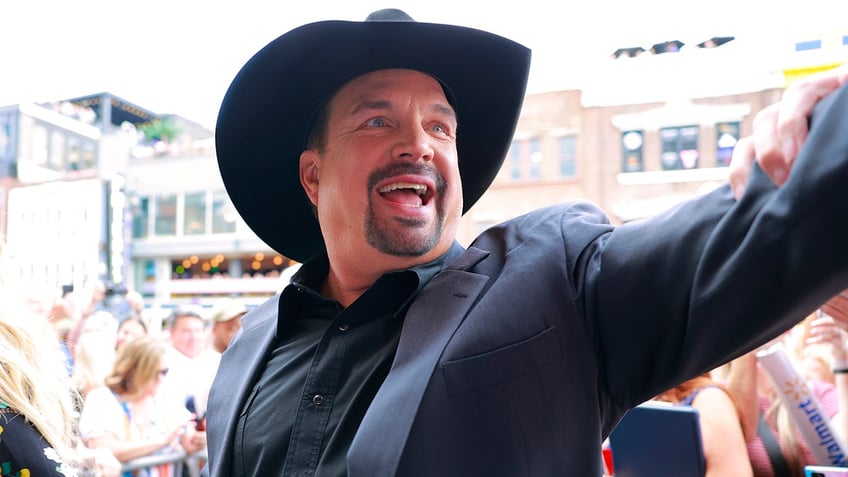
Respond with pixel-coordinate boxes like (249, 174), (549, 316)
(120, 449), (207, 477)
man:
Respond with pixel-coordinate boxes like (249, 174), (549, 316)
(205, 9), (848, 476)
(208, 299), (247, 354)
(160, 307), (218, 422)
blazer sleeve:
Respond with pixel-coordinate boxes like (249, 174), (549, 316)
(593, 83), (848, 409)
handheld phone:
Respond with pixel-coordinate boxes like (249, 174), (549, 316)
(806, 466), (848, 476)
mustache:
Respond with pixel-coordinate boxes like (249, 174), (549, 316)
(367, 163), (447, 195)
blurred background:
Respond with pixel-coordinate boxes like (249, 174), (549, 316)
(0, 0), (845, 320)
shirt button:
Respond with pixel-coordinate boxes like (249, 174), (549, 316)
(312, 394), (324, 406)
(338, 323), (349, 332)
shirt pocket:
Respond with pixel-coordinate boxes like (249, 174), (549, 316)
(440, 326), (560, 395)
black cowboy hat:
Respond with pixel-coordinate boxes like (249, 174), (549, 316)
(215, 9), (531, 263)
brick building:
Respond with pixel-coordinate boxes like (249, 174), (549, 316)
(456, 42), (788, 245)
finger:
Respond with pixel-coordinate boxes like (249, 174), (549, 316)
(810, 316), (837, 327)
(751, 103), (786, 185)
(806, 331), (843, 346)
(806, 336), (827, 346)
(728, 135), (755, 199)
(822, 303), (848, 323)
(809, 322), (838, 338)
(779, 63), (848, 147)
(755, 64), (848, 186)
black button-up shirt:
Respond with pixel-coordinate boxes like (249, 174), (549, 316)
(230, 254), (445, 477)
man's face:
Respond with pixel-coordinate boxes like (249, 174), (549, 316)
(300, 69), (462, 268)
(170, 314), (206, 358)
(212, 314), (243, 353)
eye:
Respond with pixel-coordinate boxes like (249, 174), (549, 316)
(365, 117), (387, 127)
(430, 122), (453, 137)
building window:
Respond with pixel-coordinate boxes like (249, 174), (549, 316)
(715, 122), (740, 167)
(184, 191), (206, 235)
(212, 191), (237, 234)
(143, 260), (156, 286)
(131, 196), (149, 238)
(528, 138), (542, 180)
(49, 130), (65, 169)
(621, 130), (644, 173)
(154, 194), (177, 236)
(509, 141), (522, 180)
(81, 140), (97, 169)
(0, 113), (12, 159)
(558, 136), (577, 177)
(67, 137), (81, 170)
(660, 125), (699, 170)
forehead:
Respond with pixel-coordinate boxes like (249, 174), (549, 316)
(172, 313), (205, 328)
(329, 69), (453, 113)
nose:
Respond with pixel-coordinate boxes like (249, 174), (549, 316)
(391, 122), (434, 163)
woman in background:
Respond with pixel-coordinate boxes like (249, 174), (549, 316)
(726, 325), (840, 477)
(115, 315), (148, 351)
(72, 310), (119, 400)
(0, 301), (80, 475)
(656, 373), (753, 477)
(0, 296), (121, 476)
(79, 335), (204, 476)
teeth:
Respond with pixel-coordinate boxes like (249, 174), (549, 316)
(379, 183), (428, 196)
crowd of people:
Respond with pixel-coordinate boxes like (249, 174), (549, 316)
(626, 290), (848, 477)
(0, 276), (248, 477)
(14, 286), (848, 476)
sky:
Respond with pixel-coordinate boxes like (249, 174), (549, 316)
(1, 0), (843, 130)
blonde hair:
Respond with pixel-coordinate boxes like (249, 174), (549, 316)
(763, 317), (815, 477)
(72, 329), (117, 398)
(656, 373), (747, 428)
(765, 399), (804, 477)
(71, 310), (118, 397)
(0, 299), (79, 464)
(105, 335), (166, 398)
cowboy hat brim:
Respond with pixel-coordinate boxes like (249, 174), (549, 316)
(216, 17), (531, 263)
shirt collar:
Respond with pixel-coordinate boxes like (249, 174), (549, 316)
(291, 243), (463, 292)
(288, 242), (462, 309)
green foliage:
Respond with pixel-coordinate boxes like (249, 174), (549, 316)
(138, 118), (181, 142)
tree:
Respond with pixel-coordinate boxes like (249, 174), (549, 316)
(138, 117), (181, 143)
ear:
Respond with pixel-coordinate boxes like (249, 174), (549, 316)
(299, 149), (321, 206)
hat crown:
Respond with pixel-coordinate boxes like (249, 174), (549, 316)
(365, 8), (414, 22)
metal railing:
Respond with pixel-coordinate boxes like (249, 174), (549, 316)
(120, 449), (206, 477)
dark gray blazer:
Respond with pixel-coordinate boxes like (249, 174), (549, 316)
(204, 84), (848, 476)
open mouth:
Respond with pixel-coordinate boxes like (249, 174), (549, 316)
(378, 182), (434, 207)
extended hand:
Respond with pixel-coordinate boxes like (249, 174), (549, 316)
(729, 64), (848, 199)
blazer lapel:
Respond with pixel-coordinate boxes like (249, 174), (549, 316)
(206, 293), (280, 477)
(347, 247), (490, 477)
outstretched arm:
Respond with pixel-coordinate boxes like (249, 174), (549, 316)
(597, 73), (848, 407)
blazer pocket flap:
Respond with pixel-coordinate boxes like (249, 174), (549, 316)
(441, 326), (559, 394)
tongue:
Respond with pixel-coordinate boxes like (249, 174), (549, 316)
(382, 189), (423, 206)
